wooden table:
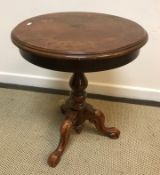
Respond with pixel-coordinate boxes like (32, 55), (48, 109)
(11, 12), (148, 167)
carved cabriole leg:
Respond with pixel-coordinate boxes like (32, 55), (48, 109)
(48, 111), (77, 167)
(87, 108), (120, 139)
(48, 73), (88, 167)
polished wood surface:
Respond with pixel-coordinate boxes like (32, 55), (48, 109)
(12, 12), (147, 56)
(11, 12), (148, 72)
(11, 12), (148, 168)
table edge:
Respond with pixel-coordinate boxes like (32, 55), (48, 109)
(11, 32), (148, 60)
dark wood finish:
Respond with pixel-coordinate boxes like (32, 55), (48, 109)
(19, 49), (140, 72)
(11, 12), (148, 168)
(11, 12), (148, 72)
(12, 12), (147, 56)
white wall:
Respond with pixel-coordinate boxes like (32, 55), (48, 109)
(1, 0), (160, 101)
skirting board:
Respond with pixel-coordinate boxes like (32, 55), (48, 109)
(0, 72), (160, 103)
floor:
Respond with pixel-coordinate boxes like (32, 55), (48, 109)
(0, 87), (160, 175)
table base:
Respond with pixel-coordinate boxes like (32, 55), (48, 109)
(47, 73), (120, 167)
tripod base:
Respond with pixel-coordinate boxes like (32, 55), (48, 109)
(48, 73), (120, 167)
(48, 102), (120, 167)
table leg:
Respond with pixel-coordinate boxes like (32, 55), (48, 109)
(48, 111), (77, 167)
(87, 107), (120, 139)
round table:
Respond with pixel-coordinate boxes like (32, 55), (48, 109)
(11, 12), (148, 168)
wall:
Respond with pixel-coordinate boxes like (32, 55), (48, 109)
(0, 0), (160, 101)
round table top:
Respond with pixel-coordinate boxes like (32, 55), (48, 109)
(11, 12), (148, 72)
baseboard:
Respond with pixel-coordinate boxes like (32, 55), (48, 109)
(88, 81), (160, 102)
(0, 72), (160, 103)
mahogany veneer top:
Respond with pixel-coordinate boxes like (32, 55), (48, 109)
(11, 12), (148, 72)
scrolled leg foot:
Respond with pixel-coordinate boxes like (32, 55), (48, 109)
(48, 111), (77, 168)
(48, 150), (62, 168)
(102, 126), (120, 139)
(89, 109), (120, 139)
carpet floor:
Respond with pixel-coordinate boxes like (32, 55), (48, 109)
(0, 87), (160, 175)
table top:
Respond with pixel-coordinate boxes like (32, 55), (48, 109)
(11, 12), (148, 72)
